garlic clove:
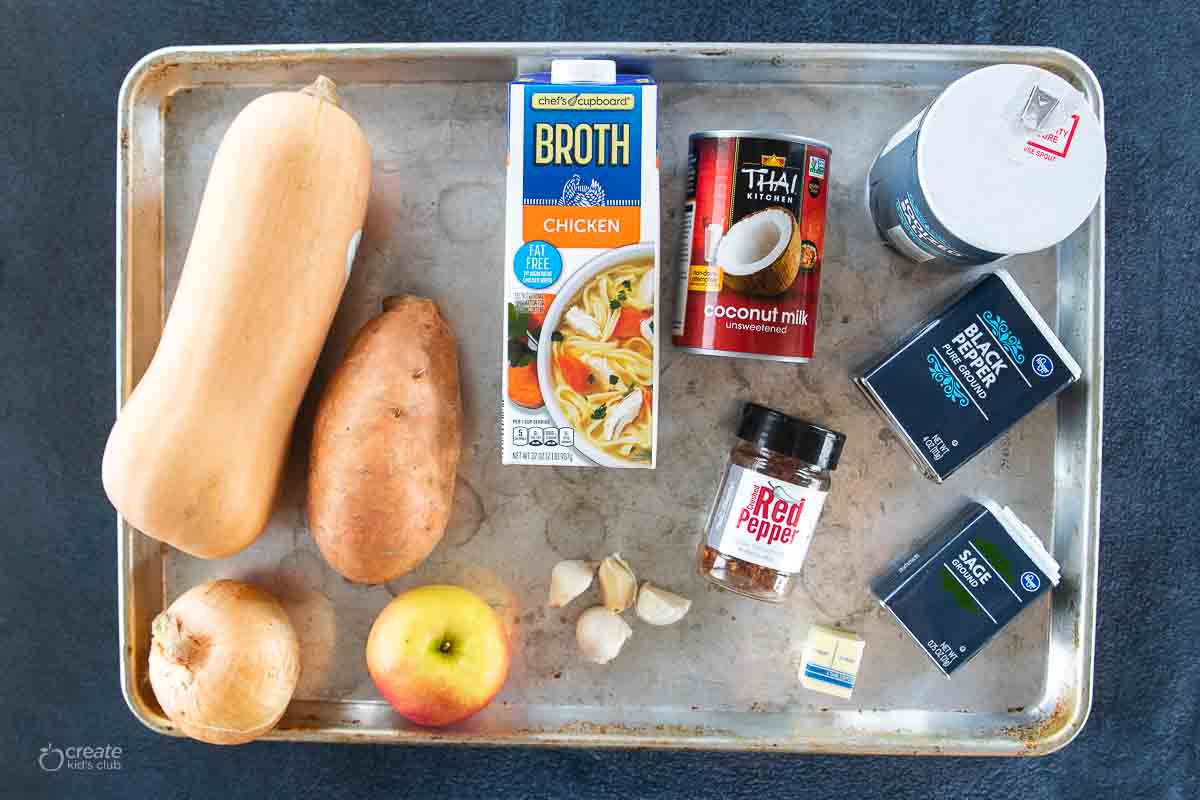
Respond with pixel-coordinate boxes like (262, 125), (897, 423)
(635, 582), (692, 626)
(548, 559), (597, 608)
(576, 606), (633, 664)
(597, 553), (637, 612)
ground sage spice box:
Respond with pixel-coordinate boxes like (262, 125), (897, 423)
(873, 500), (1060, 676)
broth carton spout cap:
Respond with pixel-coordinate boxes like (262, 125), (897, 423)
(551, 59), (616, 84)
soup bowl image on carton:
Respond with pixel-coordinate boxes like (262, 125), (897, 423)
(536, 242), (657, 467)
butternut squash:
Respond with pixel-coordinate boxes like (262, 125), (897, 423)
(103, 76), (372, 559)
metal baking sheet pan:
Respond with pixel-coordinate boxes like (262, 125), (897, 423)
(115, 43), (1103, 755)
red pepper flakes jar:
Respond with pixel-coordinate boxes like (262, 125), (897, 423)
(698, 403), (846, 603)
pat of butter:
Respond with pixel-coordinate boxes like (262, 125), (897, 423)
(799, 625), (865, 699)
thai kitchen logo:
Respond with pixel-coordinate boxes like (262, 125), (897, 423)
(37, 742), (123, 772)
(735, 481), (807, 545)
(739, 160), (801, 204)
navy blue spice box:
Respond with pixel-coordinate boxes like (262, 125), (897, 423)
(872, 500), (1060, 676)
(855, 269), (1081, 482)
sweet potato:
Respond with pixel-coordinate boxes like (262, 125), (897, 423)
(307, 295), (462, 584)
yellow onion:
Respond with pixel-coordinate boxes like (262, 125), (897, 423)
(149, 580), (300, 745)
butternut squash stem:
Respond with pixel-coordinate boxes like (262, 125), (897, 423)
(301, 75), (340, 107)
(382, 295), (408, 312)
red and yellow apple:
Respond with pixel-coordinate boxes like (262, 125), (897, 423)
(366, 584), (510, 727)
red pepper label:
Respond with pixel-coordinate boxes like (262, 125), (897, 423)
(707, 465), (827, 573)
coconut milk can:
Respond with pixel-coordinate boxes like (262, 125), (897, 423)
(671, 131), (831, 362)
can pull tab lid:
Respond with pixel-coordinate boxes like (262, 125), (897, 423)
(551, 59), (617, 84)
(1002, 71), (1084, 164)
(1019, 84), (1061, 131)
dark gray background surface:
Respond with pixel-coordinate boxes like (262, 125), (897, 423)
(1, 1), (1196, 798)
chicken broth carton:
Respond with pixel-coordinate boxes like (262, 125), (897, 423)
(501, 60), (660, 468)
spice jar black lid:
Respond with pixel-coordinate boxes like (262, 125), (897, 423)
(736, 403), (846, 470)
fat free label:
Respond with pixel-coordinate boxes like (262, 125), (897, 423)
(707, 465), (827, 573)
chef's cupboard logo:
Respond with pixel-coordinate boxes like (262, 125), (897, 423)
(38, 742), (123, 772)
(531, 92), (635, 110)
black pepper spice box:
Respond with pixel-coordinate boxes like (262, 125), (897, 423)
(855, 270), (1081, 482)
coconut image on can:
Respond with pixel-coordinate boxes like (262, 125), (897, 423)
(717, 207), (808, 296)
(672, 132), (831, 363)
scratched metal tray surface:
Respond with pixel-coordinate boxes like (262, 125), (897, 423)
(115, 43), (1103, 755)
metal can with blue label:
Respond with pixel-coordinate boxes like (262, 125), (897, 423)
(867, 64), (1106, 266)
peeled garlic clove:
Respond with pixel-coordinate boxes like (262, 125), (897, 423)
(548, 560), (597, 608)
(635, 582), (692, 626)
(576, 606), (632, 664)
(597, 553), (637, 612)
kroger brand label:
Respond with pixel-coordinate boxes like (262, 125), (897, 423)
(706, 464), (828, 574)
